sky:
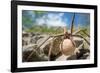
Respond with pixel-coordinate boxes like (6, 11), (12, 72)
(22, 10), (90, 29)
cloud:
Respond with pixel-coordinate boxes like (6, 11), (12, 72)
(36, 13), (67, 27)
(46, 13), (67, 27)
(36, 15), (46, 25)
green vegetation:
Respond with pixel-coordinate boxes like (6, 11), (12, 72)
(25, 25), (63, 35)
(78, 25), (90, 37)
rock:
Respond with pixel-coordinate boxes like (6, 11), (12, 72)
(56, 54), (68, 61)
(22, 44), (37, 52)
(22, 32), (90, 61)
(43, 36), (62, 56)
(67, 55), (77, 60)
(30, 35), (43, 44)
(22, 50), (48, 62)
(67, 49), (90, 60)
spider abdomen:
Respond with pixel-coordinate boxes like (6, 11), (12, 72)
(61, 39), (75, 56)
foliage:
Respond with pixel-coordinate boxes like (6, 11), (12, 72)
(25, 25), (63, 35)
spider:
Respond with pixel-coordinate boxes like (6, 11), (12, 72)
(48, 13), (76, 58)
(60, 13), (76, 56)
